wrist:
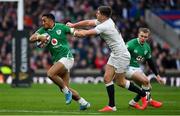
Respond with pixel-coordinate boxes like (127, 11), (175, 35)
(156, 74), (160, 78)
(73, 30), (77, 36)
(70, 28), (75, 34)
(36, 34), (40, 41)
(73, 23), (76, 28)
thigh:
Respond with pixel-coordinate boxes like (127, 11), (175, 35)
(114, 72), (127, 87)
(107, 56), (129, 73)
(58, 57), (74, 72)
(125, 67), (142, 79)
(131, 71), (149, 86)
(48, 62), (67, 77)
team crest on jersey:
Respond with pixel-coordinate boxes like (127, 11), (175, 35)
(51, 38), (58, 45)
(56, 30), (61, 35)
(144, 50), (148, 55)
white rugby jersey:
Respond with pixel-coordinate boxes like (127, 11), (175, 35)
(94, 18), (130, 58)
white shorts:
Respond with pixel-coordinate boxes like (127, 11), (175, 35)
(58, 57), (74, 72)
(125, 66), (145, 79)
(107, 56), (130, 73)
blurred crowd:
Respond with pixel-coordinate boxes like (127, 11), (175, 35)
(0, 0), (180, 77)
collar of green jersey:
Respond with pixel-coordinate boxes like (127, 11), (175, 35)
(137, 38), (144, 45)
(47, 23), (56, 31)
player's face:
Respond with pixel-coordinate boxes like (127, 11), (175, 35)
(138, 31), (149, 44)
(41, 16), (51, 29)
(96, 10), (104, 22)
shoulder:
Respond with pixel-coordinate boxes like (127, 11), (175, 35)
(55, 23), (65, 27)
(36, 27), (45, 34)
(56, 23), (70, 30)
(95, 19), (112, 30)
(103, 18), (114, 27)
(145, 42), (151, 51)
(127, 38), (138, 44)
(94, 19), (100, 25)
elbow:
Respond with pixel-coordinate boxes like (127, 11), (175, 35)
(29, 34), (37, 42)
(29, 36), (34, 42)
(81, 33), (87, 37)
(74, 31), (86, 37)
(29, 37), (33, 42)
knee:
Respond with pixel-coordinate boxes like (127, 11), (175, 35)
(104, 75), (112, 84)
(118, 81), (126, 88)
(142, 78), (149, 86)
(115, 79), (126, 88)
(47, 70), (54, 78)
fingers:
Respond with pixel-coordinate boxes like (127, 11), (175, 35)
(161, 79), (165, 85)
(66, 22), (74, 27)
(66, 22), (70, 26)
(158, 79), (165, 85)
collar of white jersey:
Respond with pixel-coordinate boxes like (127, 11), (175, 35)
(99, 18), (111, 24)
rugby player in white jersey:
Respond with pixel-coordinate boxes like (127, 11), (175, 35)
(67, 6), (148, 111)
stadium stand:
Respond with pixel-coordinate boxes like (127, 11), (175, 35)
(0, 0), (180, 80)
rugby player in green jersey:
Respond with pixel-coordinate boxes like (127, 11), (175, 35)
(29, 13), (90, 110)
(125, 28), (164, 109)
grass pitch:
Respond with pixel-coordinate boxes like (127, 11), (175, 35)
(0, 83), (180, 115)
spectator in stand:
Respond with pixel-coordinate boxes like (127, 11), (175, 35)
(0, 0), (180, 77)
(94, 49), (107, 69)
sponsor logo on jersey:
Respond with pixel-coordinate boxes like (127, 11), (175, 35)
(136, 56), (144, 62)
(51, 38), (58, 45)
(134, 50), (138, 53)
(56, 30), (61, 35)
(144, 50), (148, 55)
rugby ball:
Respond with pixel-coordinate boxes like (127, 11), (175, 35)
(36, 33), (50, 48)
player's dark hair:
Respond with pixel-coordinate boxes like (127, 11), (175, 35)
(98, 6), (112, 17)
(42, 13), (55, 22)
(139, 28), (150, 34)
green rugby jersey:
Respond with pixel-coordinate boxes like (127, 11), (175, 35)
(126, 38), (151, 67)
(36, 23), (73, 62)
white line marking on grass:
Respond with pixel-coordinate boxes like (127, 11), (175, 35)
(0, 109), (103, 115)
(1, 109), (180, 115)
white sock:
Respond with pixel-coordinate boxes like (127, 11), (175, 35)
(142, 85), (151, 101)
(125, 80), (130, 89)
(129, 99), (136, 105)
(142, 85), (150, 90)
(78, 97), (88, 106)
(105, 81), (114, 87)
(62, 86), (69, 94)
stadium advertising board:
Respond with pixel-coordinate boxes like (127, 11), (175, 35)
(2, 72), (180, 87)
(30, 74), (180, 87)
(11, 31), (31, 87)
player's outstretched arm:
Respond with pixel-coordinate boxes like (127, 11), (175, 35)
(147, 58), (165, 84)
(73, 29), (97, 38)
(67, 20), (96, 28)
(156, 75), (165, 84)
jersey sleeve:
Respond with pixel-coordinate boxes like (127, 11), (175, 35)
(145, 44), (152, 59)
(94, 19), (101, 25)
(94, 23), (106, 34)
(62, 24), (72, 34)
(35, 27), (44, 34)
(126, 40), (135, 52)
